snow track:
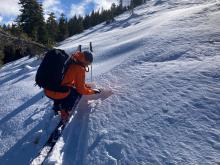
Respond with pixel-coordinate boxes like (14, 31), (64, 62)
(45, 90), (113, 165)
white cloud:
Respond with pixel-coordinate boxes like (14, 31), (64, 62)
(43, 0), (63, 19)
(93, 0), (118, 11)
(69, 4), (86, 17)
(43, 0), (59, 9)
(0, 0), (63, 24)
(0, 0), (21, 17)
(69, 0), (118, 18)
(5, 19), (16, 26)
(68, 0), (93, 17)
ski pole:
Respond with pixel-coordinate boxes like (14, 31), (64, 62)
(90, 42), (93, 82)
(78, 45), (82, 52)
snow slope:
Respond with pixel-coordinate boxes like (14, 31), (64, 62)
(0, 0), (220, 164)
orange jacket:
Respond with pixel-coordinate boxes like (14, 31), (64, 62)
(44, 53), (95, 100)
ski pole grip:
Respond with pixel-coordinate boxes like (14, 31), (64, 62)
(90, 42), (93, 52)
(78, 45), (82, 52)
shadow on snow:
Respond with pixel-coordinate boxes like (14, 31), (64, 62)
(61, 89), (113, 165)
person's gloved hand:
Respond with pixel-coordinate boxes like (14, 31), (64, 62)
(85, 84), (92, 88)
(93, 88), (101, 94)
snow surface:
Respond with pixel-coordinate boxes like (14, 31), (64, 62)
(0, 0), (220, 164)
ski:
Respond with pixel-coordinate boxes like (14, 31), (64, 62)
(30, 120), (64, 165)
(30, 98), (81, 165)
(31, 118), (74, 165)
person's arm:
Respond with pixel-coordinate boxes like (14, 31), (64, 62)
(75, 67), (95, 95)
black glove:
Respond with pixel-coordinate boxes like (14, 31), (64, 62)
(93, 88), (101, 94)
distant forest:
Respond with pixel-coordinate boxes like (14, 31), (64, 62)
(0, 0), (146, 65)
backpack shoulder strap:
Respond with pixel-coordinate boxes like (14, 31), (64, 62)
(70, 59), (85, 68)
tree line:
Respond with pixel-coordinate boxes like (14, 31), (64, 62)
(0, 0), (146, 65)
(1, 1), (127, 46)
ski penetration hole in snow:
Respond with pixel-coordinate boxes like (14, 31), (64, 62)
(105, 142), (124, 164)
(88, 99), (102, 110)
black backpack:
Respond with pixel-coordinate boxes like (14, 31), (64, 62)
(35, 49), (72, 93)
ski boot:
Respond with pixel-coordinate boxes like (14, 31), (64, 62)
(52, 103), (61, 116)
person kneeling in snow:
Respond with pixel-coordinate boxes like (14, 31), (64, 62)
(44, 51), (101, 121)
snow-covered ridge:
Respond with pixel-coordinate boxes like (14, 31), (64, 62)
(0, 0), (220, 164)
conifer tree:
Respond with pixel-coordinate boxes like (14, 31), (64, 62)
(116, 0), (124, 15)
(83, 14), (91, 30)
(133, 0), (143, 6)
(2, 24), (7, 31)
(10, 24), (19, 36)
(111, 3), (117, 18)
(17, 0), (46, 43)
(76, 16), (84, 34)
(119, 0), (123, 7)
(130, 0), (134, 14)
(46, 12), (58, 44)
(68, 15), (77, 36)
(90, 10), (96, 27)
(68, 15), (84, 37)
(57, 13), (69, 41)
(37, 23), (48, 44)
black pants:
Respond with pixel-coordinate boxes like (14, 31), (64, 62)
(52, 88), (81, 112)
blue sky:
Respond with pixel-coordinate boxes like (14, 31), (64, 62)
(0, 0), (120, 25)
